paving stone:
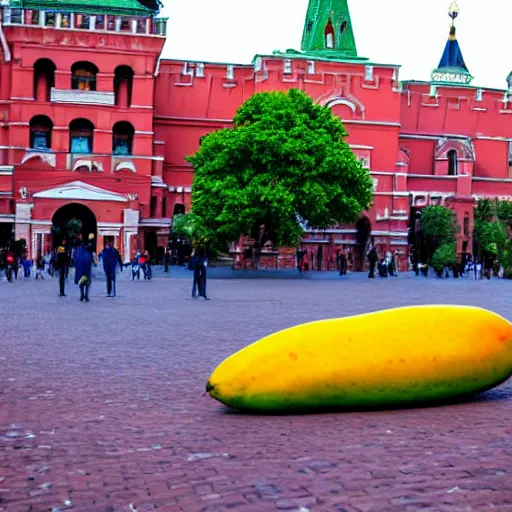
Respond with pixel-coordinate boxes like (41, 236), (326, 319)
(0, 268), (511, 511)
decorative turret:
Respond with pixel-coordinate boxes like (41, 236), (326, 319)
(431, 2), (473, 85)
(301, 0), (360, 60)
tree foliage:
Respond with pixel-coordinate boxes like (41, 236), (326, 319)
(186, 89), (374, 252)
(473, 199), (512, 275)
(419, 206), (458, 263)
(51, 218), (83, 244)
(172, 213), (216, 250)
(431, 243), (457, 275)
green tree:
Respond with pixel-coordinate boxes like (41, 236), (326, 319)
(186, 89), (373, 260)
(474, 220), (508, 259)
(431, 243), (457, 277)
(419, 205), (458, 263)
(473, 199), (512, 275)
(51, 218), (83, 244)
(172, 213), (216, 251)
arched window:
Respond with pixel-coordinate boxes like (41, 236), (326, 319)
(173, 203), (185, 216)
(324, 18), (335, 49)
(114, 65), (134, 108)
(69, 119), (94, 154)
(448, 149), (458, 176)
(112, 121), (135, 155)
(71, 62), (98, 91)
(33, 59), (56, 102)
(30, 115), (53, 150)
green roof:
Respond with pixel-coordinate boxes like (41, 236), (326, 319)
(10, 0), (155, 16)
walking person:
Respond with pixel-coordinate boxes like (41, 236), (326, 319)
(99, 241), (123, 297)
(74, 244), (95, 302)
(189, 250), (199, 298)
(164, 248), (170, 274)
(5, 250), (15, 282)
(35, 253), (45, 280)
(296, 247), (305, 275)
(367, 245), (378, 279)
(190, 248), (209, 300)
(56, 240), (69, 296)
(195, 248), (209, 300)
(474, 258), (482, 280)
(338, 251), (347, 276)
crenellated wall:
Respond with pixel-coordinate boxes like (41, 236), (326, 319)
(154, 56), (403, 231)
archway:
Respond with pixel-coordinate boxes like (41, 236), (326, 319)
(354, 216), (371, 271)
(51, 203), (97, 250)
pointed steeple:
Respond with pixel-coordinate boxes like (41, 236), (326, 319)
(431, 2), (473, 85)
(301, 0), (358, 59)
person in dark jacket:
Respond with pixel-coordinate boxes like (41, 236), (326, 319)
(56, 240), (69, 296)
(191, 248), (209, 300)
(74, 244), (95, 302)
(367, 246), (378, 279)
(99, 242), (123, 297)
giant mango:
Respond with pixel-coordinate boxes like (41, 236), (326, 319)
(206, 306), (512, 411)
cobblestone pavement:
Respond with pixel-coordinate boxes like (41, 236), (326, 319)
(1, 268), (511, 512)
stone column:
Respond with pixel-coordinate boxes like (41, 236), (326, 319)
(123, 208), (140, 263)
(15, 203), (34, 257)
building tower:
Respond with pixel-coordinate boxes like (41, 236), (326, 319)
(301, 0), (360, 59)
(0, 0), (168, 259)
(431, 2), (473, 85)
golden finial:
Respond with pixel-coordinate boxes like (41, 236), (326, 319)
(448, 2), (459, 25)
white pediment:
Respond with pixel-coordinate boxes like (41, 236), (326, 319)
(33, 181), (128, 202)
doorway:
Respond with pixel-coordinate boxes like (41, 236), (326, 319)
(52, 203), (97, 249)
(0, 223), (13, 250)
(144, 231), (157, 261)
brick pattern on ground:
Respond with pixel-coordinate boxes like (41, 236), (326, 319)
(0, 268), (511, 512)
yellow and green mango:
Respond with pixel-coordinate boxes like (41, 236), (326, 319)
(206, 306), (512, 412)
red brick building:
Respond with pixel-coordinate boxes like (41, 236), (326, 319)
(1, 0), (511, 269)
(0, 0), (168, 260)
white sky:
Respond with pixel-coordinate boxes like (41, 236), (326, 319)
(161, 0), (511, 90)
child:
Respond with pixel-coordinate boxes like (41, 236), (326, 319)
(35, 254), (45, 280)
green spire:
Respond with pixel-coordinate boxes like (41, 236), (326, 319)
(301, 0), (358, 59)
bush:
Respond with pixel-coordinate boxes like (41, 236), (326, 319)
(431, 243), (457, 276)
(419, 206), (458, 263)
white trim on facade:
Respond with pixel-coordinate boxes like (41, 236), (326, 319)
(97, 222), (124, 229)
(350, 144), (374, 150)
(33, 181), (128, 202)
(472, 177), (512, 183)
(371, 230), (408, 237)
(29, 220), (52, 226)
(373, 191), (410, 197)
(139, 218), (172, 228)
(475, 136), (512, 142)
(0, 213), (14, 223)
(50, 88), (115, 106)
(0, 21), (11, 62)
(342, 120), (401, 128)
(407, 174), (458, 179)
